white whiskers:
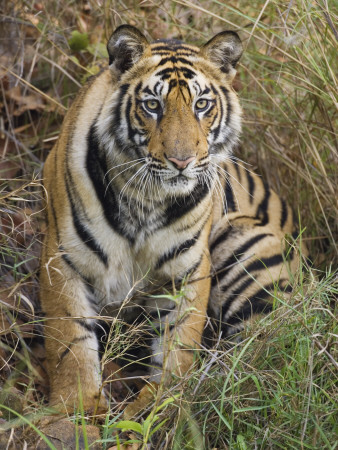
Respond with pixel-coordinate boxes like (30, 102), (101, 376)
(104, 158), (146, 196)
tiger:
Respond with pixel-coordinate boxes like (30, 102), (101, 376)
(40, 24), (305, 415)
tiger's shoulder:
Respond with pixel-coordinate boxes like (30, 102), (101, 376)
(43, 69), (113, 183)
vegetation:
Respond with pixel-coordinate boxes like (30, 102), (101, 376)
(0, 0), (337, 448)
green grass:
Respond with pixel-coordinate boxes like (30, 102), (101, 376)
(98, 266), (337, 448)
(0, 0), (337, 448)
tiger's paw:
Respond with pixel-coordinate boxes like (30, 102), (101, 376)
(123, 382), (158, 419)
(49, 391), (109, 416)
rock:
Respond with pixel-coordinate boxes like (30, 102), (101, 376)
(0, 387), (24, 420)
(35, 418), (102, 449)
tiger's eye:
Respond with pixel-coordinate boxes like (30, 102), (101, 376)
(195, 99), (209, 111)
(145, 99), (160, 111)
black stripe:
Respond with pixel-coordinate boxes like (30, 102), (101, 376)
(223, 279), (288, 328)
(230, 215), (260, 222)
(168, 313), (190, 332)
(220, 253), (284, 294)
(221, 277), (255, 318)
(234, 162), (241, 183)
(224, 178), (237, 212)
(168, 323), (176, 332)
(168, 78), (178, 94)
(220, 87), (231, 126)
(178, 67), (197, 80)
(61, 252), (91, 285)
(60, 347), (71, 360)
(126, 95), (135, 141)
(65, 176), (108, 267)
(256, 182), (271, 226)
(211, 233), (273, 286)
(180, 68), (197, 79)
(60, 335), (92, 361)
(225, 299), (273, 327)
(222, 280), (277, 324)
(209, 227), (232, 254)
(155, 68), (174, 79)
(211, 108), (221, 140)
(111, 84), (130, 133)
(156, 56), (194, 67)
(286, 230), (300, 261)
(243, 253), (284, 276)
(282, 284), (293, 293)
(291, 231), (299, 241)
(64, 122), (92, 223)
(164, 180), (210, 226)
(148, 304), (176, 320)
(246, 170), (255, 204)
(179, 79), (188, 89)
(152, 50), (196, 58)
(152, 51), (171, 56)
(205, 103), (216, 119)
(280, 198), (288, 229)
(86, 123), (136, 244)
(142, 86), (153, 96)
(177, 255), (203, 281)
(152, 44), (198, 53)
(135, 81), (142, 96)
(210, 85), (222, 140)
(65, 151), (90, 220)
(155, 230), (201, 270)
(154, 81), (164, 96)
(74, 319), (95, 332)
(134, 109), (145, 127)
(61, 251), (96, 301)
(193, 81), (202, 95)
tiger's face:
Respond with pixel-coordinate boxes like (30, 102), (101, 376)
(100, 26), (243, 198)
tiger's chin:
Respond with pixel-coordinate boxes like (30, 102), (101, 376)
(161, 175), (198, 197)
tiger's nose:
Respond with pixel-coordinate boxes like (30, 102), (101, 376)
(167, 156), (196, 170)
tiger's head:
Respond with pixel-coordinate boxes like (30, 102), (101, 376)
(99, 25), (243, 198)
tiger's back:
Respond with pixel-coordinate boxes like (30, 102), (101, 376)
(40, 25), (306, 413)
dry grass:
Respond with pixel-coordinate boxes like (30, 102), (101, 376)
(0, 0), (337, 448)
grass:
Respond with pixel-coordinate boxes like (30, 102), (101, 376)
(0, 0), (337, 448)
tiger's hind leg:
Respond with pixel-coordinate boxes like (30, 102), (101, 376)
(208, 215), (301, 339)
(40, 243), (108, 414)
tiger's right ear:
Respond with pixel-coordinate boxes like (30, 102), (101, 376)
(107, 25), (149, 73)
(201, 30), (243, 77)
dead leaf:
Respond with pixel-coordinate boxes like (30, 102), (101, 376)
(0, 155), (21, 178)
(6, 85), (45, 116)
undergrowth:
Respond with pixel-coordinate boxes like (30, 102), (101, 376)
(0, 0), (337, 448)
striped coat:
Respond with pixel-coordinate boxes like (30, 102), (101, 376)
(40, 25), (304, 414)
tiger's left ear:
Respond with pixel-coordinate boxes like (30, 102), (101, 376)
(202, 31), (243, 78)
(107, 25), (149, 74)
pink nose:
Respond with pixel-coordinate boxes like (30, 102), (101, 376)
(168, 156), (196, 170)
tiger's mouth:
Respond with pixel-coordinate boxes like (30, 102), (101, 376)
(144, 156), (212, 196)
(167, 174), (190, 185)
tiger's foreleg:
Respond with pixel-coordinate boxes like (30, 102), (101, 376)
(125, 223), (212, 417)
(40, 246), (107, 414)
(150, 251), (211, 383)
